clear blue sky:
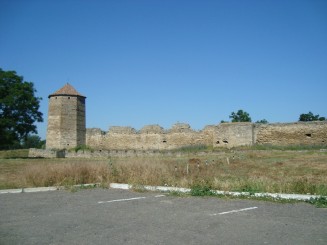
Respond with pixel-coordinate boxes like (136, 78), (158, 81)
(1, 0), (326, 140)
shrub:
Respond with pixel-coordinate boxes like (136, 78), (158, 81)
(190, 184), (215, 196)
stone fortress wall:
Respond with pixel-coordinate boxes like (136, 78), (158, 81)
(30, 120), (326, 158)
(42, 84), (327, 154)
(46, 84), (86, 149)
(86, 121), (327, 150)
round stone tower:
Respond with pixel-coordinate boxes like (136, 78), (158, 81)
(46, 83), (86, 149)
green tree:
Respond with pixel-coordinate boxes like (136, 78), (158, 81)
(229, 109), (252, 122)
(256, 119), (268, 124)
(22, 135), (45, 149)
(0, 69), (43, 149)
(299, 112), (325, 122)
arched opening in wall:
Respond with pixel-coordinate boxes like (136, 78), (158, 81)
(305, 133), (312, 138)
(162, 140), (167, 143)
(216, 141), (220, 144)
(68, 97), (70, 99)
(223, 139), (228, 144)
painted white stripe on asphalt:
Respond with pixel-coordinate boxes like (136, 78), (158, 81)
(211, 207), (258, 216)
(98, 197), (146, 204)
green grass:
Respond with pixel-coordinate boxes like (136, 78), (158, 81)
(0, 149), (29, 158)
(166, 144), (327, 153)
(190, 184), (216, 196)
(166, 189), (302, 205)
(247, 144), (327, 151)
(64, 183), (100, 192)
(306, 196), (327, 208)
(168, 144), (213, 153)
(166, 187), (327, 206)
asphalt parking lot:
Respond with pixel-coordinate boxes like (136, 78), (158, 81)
(1, 188), (326, 245)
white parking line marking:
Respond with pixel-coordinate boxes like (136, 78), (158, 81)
(98, 197), (146, 204)
(211, 207), (258, 216)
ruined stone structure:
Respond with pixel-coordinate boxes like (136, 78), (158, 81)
(45, 84), (327, 152)
(86, 122), (327, 150)
(86, 123), (216, 150)
(46, 84), (86, 149)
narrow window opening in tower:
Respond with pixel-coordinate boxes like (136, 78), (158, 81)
(163, 140), (167, 143)
(223, 139), (228, 144)
(68, 97), (70, 99)
(216, 141), (220, 144)
(305, 133), (312, 138)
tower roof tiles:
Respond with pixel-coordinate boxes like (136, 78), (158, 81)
(49, 83), (86, 98)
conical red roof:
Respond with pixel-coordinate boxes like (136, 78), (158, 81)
(49, 83), (86, 98)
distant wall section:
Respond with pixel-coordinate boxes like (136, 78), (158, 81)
(254, 121), (327, 145)
(86, 123), (215, 150)
(86, 122), (327, 150)
(213, 123), (254, 148)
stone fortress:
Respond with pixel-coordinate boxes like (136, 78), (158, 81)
(46, 83), (86, 149)
(44, 84), (327, 154)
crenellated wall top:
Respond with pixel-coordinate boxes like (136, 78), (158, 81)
(87, 123), (221, 135)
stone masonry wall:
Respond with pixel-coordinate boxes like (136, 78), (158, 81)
(46, 95), (85, 149)
(213, 123), (254, 148)
(85, 121), (327, 151)
(86, 123), (215, 150)
(29, 148), (66, 158)
(254, 121), (327, 145)
(34, 121), (327, 158)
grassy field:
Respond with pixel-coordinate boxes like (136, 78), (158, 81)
(0, 148), (327, 195)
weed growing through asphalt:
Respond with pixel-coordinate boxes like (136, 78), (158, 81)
(306, 196), (327, 208)
(190, 185), (215, 196)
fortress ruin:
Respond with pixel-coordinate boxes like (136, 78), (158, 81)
(43, 84), (327, 154)
(46, 83), (86, 149)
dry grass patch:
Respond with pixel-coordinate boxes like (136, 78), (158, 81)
(23, 162), (110, 187)
(0, 159), (110, 189)
(0, 150), (327, 195)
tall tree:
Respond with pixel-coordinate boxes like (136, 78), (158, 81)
(229, 109), (252, 122)
(0, 69), (43, 149)
(299, 112), (325, 122)
(22, 135), (45, 149)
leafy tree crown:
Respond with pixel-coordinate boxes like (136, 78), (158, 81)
(299, 112), (325, 122)
(229, 109), (252, 122)
(0, 68), (43, 149)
